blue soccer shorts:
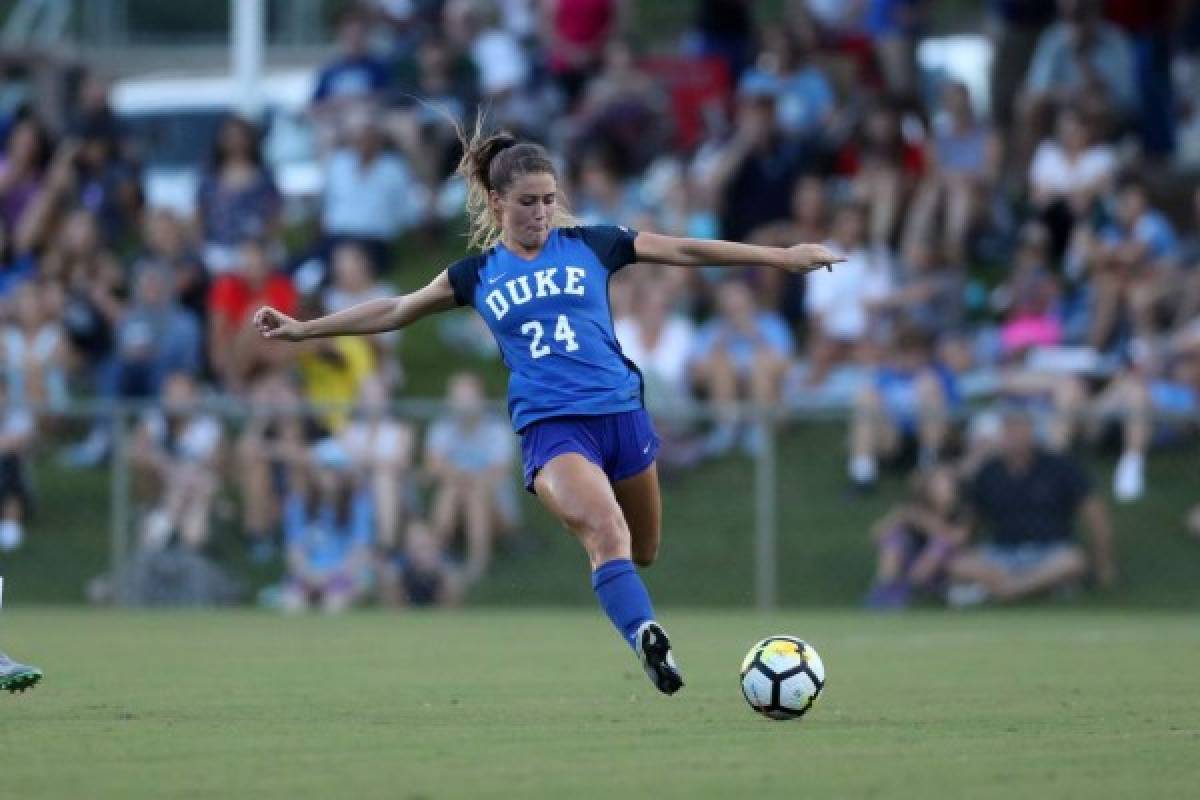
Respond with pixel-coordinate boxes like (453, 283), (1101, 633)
(519, 408), (660, 493)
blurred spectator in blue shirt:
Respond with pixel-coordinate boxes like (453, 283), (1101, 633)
(691, 279), (794, 456)
(741, 28), (835, 143)
(849, 326), (959, 490)
(110, 267), (203, 399)
(1022, 0), (1136, 137)
(574, 147), (646, 226)
(321, 109), (425, 272)
(1085, 178), (1179, 349)
(282, 439), (374, 613)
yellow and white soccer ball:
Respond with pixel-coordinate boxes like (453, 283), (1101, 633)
(739, 635), (825, 720)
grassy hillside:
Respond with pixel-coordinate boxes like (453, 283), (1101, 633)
(5, 420), (1197, 609)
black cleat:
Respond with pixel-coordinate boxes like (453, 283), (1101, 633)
(634, 621), (684, 695)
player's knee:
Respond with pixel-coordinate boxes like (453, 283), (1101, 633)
(570, 508), (628, 562)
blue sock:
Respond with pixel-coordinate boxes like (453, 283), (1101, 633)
(591, 558), (656, 650)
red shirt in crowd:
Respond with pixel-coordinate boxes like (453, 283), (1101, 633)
(548, 0), (617, 72)
(834, 141), (927, 179)
(207, 273), (297, 333)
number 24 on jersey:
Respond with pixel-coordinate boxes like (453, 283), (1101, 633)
(521, 314), (579, 359)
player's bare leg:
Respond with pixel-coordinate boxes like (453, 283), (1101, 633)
(535, 453), (632, 568)
(536, 454), (682, 694)
(613, 463), (661, 568)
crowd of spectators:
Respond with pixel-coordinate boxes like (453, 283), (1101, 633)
(1, 0), (1198, 609)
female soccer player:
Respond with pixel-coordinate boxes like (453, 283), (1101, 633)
(254, 131), (842, 694)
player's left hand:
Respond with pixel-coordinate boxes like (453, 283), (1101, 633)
(780, 244), (845, 275)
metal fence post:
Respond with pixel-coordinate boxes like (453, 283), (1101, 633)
(753, 411), (778, 611)
(109, 408), (130, 605)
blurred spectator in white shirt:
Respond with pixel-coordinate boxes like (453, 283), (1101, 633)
(1028, 107), (1117, 264)
(130, 373), (223, 551)
(2, 281), (67, 411)
(805, 203), (893, 387)
(323, 242), (401, 386)
(341, 378), (414, 550)
(615, 281), (696, 413)
(425, 372), (518, 584)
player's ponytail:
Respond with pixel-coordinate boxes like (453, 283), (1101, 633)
(456, 117), (577, 251)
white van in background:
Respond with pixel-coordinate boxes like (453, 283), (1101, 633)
(111, 69), (323, 219)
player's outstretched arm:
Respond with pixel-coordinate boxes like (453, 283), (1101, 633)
(632, 231), (845, 275)
(255, 271), (458, 341)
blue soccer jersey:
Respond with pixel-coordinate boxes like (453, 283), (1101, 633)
(446, 225), (644, 432)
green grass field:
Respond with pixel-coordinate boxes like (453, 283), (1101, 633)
(3, 609), (1198, 799)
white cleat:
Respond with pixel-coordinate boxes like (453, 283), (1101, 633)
(634, 621), (684, 695)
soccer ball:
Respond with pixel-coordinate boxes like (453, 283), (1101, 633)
(739, 635), (825, 720)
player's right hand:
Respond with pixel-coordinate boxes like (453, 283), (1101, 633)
(254, 306), (307, 341)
